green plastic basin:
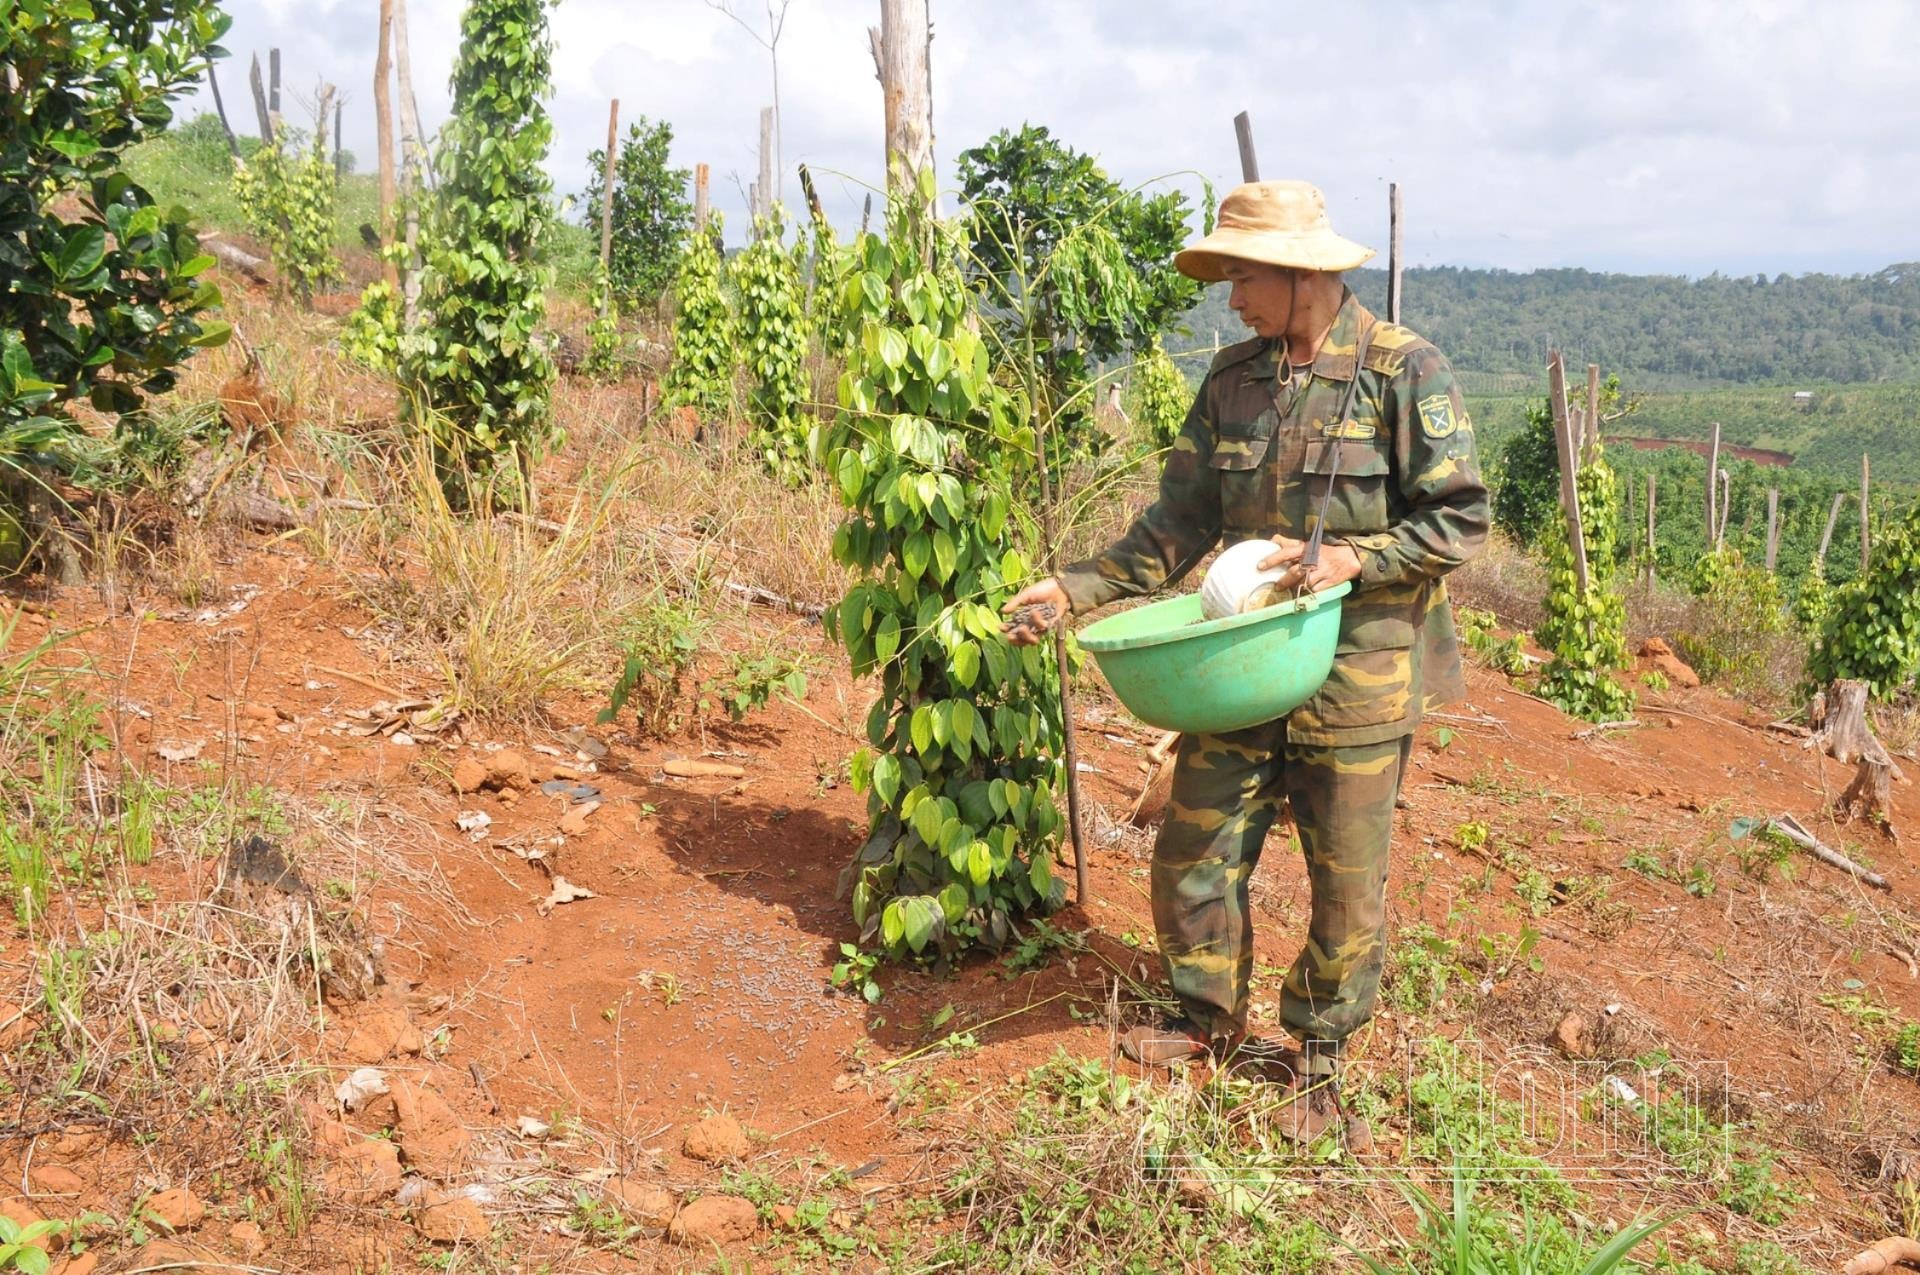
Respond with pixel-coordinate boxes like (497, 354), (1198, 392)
(1076, 582), (1351, 735)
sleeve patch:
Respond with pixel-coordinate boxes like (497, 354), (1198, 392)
(1417, 393), (1459, 439)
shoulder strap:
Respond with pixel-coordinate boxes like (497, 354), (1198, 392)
(1299, 322), (1376, 571)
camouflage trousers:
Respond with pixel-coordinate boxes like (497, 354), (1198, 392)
(1150, 725), (1411, 1069)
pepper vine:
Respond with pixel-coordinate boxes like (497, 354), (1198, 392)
(819, 175), (1067, 958)
(663, 218), (736, 423)
(733, 209), (810, 483)
(232, 133), (339, 304)
(1536, 438), (1635, 721)
(1126, 334), (1189, 451)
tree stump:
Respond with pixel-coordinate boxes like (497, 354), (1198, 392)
(1807, 679), (1903, 839)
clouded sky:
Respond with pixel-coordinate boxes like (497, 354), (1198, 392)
(188, 0), (1918, 277)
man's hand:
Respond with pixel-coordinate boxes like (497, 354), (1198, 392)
(1255, 536), (1365, 593)
(1001, 579), (1070, 646)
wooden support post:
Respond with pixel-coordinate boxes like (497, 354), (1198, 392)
(1765, 488), (1780, 572)
(694, 162), (710, 233)
(1816, 489), (1846, 568)
(269, 48), (281, 119)
(1646, 472), (1657, 586)
(873, 0), (934, 199)
(314, 82), (335, 159)
(1548, 351), (1591, 599)
(1718, 469), (1732, 546)
(1387, 182), (1402, 324)
(333, 99), (343, 182)
(1585, 363), (1601, 460)
(393, 0), (424, 324)
(375, 0), (396, 283)
(206, 64), (242, 160)
(1705, 422), (1721, 549)
(1233, 110), (1259, 181)
(1862, 453), (1872, 573)
(757, 105), (774, 219)
(797, 162), (825, 226)
(599, 99), (619, 272)
(860, 192), (873, 236)
(248, 53), (275, 146)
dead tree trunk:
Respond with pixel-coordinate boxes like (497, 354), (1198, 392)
(1234, 110), (1260, 181)
(757, 105), (774, 221)
(600, 98), (620, 273)
(206, 64), (243, 160)
(393, 0), (425, 324)
(1705, 422), (1720, 545)
(1809, 679), (1904, 839)
(248, 53), (275, 146)
(1387, 182), (1402, 323)
(871, 0), (934, 200)
(375, 0), (397, 283)
(1817, 489), (1847, 569)
(694, 163), (709, 233)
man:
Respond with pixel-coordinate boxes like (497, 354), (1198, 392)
(1003, 180), (1488, 1142)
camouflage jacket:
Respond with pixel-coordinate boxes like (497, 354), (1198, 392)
(1061, 290), (1489, 746)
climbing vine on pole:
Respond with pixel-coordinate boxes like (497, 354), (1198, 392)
(1126, 335), (1189, 451)
(819, 172), (1067, 960)
(1537, 425), (1635, 722)
(733, 209), (810, 483)
(663, 216), (736, 423)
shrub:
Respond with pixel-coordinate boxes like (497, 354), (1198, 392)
(1125, 335), (1189, 451)
(340, 280), (403, 372)
(819, 173), (1068, 959)
(1807, 501), (1920, 699)
(663, 220), (736, 423)
(400, 0), (560, 503)
(232, 129), (339, 302)
(581, 116), (692, 310)
(1, 0), (231, 470)
(734, 210), (811, 483)
(1537, 437), (1635, 721)
(1675, 546), (1795, 691)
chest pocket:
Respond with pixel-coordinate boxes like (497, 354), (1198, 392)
(1301, 433), (1394, 537)
(1207, 407), (1276, 536)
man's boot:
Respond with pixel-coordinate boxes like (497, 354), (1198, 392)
(1275, 1052), (1371, 1152)
(1118, 1017), (1214, 1066)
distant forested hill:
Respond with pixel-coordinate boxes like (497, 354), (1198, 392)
(1167, 263), (1920, 388)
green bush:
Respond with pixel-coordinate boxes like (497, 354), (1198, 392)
(581, 116), (692, 310)
(820, 173), (1068, 959)
(734, 210), (811, 483)
(1537, 437), (1635, 721)
(2, 0), (231, 467)
(1675, 547), (1793, 689)
(400, 0), (560, 503)
(663, 220), (736, 422)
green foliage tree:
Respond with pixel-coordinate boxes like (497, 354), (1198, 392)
(819, 173), (1067, 959)
(231, 127), (338, 303)
(399, 0), (559, 501)
(1125, 335), (1190, 451)
(1675, 546), (1791, 689)
(1536, 430), (1635, 722)
(581, 116), (692, 310)
(733, 210), (810, 482)
(956, 124), (1201, 462)
(662, 218), (734, 421)
(1, 0), (232, 465)
(1808, 502), (1920, 699)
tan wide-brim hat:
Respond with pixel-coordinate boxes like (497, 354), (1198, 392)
(1174, 180), (1375, 281)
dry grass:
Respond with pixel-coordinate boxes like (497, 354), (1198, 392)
(1449, 531), (1548, 633)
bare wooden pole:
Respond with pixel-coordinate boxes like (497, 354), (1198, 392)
(268, 48), (281, 122)
(599, 99), (620, 271)
(1861, 452), (1872, 573)
(248, 53), (275, 146)
(860, 193), (873, 235)
(757, 105), (774, 221)
(1584, 363), (1601, 461)
(694, 162), (710, 233)
(872, 0), (934, 199)
(333, 99), (343, 183)
(1233, 110), (1259, 181)
(1387, 182), (1403, 324)
(206, 64), (242, 160)
(1645, 472), (1657, 586)
(1816, 489), (1846, 568)
(392, 0), (424, 325)
(375, 0), (397, 285)
(1765, 488), (1780, 572)
(1718, 469), (1732, 546)
(1548, 351), (1591, 599)
(1705, 422), (1721, 549)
